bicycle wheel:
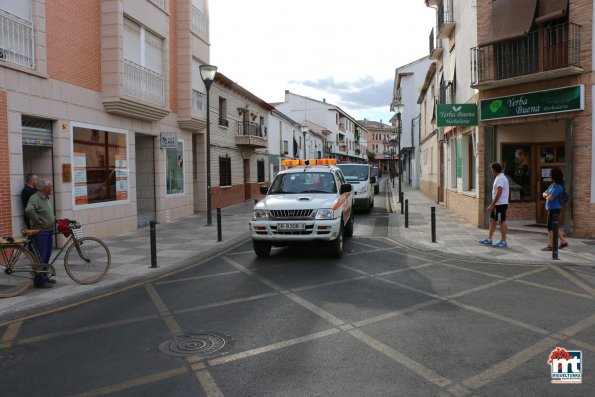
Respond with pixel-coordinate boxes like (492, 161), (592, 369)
(0, 244), (36, 298)
(64, 237), (111, 284)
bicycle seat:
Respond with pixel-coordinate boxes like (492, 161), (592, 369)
(21, 229), (40, 236)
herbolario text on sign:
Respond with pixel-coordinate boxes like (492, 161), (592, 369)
(436, 104), (478, 127)
(480, 85), (584, 121)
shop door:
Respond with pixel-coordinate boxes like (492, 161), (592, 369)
(536, 143), (565, 224)
(135, 134), (156, 228)
(243, 159), (251, 200)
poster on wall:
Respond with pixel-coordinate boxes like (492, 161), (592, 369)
(115, 154), (128, 201)
(73, 152), (88, 205)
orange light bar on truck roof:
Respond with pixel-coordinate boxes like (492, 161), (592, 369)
(281, 159), (337, 167)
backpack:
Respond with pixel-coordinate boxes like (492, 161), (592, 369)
(559, 188), (570, 206)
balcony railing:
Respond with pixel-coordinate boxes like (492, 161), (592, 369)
(439, 81), (455, 104)
(123, 59), (165, 106)
(0, 11), (34, 69)
(429, 27), (443, 60)
(148, 0), (166, 9)
(191, 5), (208, 41)
(191, 89), (206, 118)
(471, 22), (581, 87)
(237, 121), (266, 137)
(437, 0), (455, 38)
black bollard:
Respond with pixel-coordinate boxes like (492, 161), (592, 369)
(400, 192), (404, 214)
(405, 199), (409, 228)
(254, 199), (258, 204)
(431, 207), (436, 243)
(149, 221), (159, 268)
(217, 208), (222, 242)
(552, 214), (559, 260)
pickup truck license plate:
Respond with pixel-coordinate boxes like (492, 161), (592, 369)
(277, 223), (306, 231)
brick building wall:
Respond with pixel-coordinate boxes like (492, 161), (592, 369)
(446, 190), (480, 226)
(46, 0), (101, 91)
(211, 183), (264, 209)
(0, 91), (12, 236)
(420, 180), (438, 202)
(476, 0), (594, 237)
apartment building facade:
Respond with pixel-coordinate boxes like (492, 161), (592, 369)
(472, 0), (594, 237)
(0, 0), (212, 238)
(276, 91), (368, 163)
(267, 109), (302, 179)
(359, 119), (394, 174)
(200, 73), (272, 209)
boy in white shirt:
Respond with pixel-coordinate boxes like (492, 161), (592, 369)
(479, 162), (509, 248)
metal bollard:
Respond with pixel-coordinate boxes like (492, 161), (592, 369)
(254, 199), (258, 204)
(431, 207), (436, 243)
(552, 214), (559, 260)
(149, 221), (159, 268)
(217, 208), (222, 242)
(400, 192), (404, 214)
(405, 199), (409, 228)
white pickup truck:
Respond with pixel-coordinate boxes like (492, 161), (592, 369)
(250, 160), (354, 258)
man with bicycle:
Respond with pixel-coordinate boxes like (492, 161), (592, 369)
(25, 178), (56, 288)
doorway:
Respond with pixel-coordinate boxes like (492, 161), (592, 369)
(535, 143), (565, 224)
(135, 134), (156, 228)
(243, 159), (251, 201)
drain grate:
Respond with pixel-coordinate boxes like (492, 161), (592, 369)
(0, 346), (29, 368)
(159, 333), (232, 358)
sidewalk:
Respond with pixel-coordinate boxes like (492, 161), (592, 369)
(0, 201), (255, 323)
(386, 178), (595, 266)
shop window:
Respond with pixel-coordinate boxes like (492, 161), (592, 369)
(283, 140), (288, 155)
(72, 125), (128, 206)
(166, 140), (184, 195)
(502, 144), (532, 201)
(257, 159), (265, 182)
(219, 155), (231, 186)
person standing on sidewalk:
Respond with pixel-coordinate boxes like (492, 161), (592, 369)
(541, 167), (568, 251)
(479, 162), (509, 248)
(21, 173), (39, 228)
(25, 178), (56, 288)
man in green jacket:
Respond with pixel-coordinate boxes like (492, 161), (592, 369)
(25, 178), (56, 288)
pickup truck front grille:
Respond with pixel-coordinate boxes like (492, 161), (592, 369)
(269, 209), (314, 219)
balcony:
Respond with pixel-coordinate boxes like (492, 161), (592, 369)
(439, 81), (455, 104)
(471, 22), (582, 89)
(177, 89), (207, 131)
(103, 59), (168, 121)
(191, 5), (208, 42)
(236, 121), (267, 148)
(437, 0), (455, 39)
(0, 11), (34, 69)
(429, 27), (443, 60)
(324, 144), (334, 154)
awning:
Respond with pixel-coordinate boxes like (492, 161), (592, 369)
(478, 0), (538, 46)
(535, 0), (568, 24)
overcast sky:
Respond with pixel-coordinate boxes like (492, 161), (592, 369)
(210, 0), (436, 124)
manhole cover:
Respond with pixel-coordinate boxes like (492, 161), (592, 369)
(159, 333), (232, 358)
(0, 346), (29, 368)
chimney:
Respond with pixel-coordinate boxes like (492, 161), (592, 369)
(323, 98), (326, 103)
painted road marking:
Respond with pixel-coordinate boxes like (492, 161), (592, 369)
(145, 284), (183, 336)
(0, 321), (22, 348)
(174, 292), (278, 315)
(195, 370), (225, 397)
(551, 266), (595, 297)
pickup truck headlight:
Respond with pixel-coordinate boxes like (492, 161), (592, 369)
(252, 209), (269, 221)
(315, 209), (334, 220)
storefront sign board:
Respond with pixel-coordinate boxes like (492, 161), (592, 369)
(160, 132), (177, 149)
(437, 104), (478, 127)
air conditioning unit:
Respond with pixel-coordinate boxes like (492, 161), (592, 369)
(437, 128), (445, 142)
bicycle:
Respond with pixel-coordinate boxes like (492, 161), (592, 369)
(0, 219), (111, 298)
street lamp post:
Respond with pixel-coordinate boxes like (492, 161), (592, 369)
(301, 126), (308, 159)
(199, 64), (217, 226)
(390, 101), (405, 198)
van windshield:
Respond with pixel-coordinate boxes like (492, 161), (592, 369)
(337, 165), (369, 182)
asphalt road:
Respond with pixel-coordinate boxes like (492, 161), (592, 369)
(1, 184), (594, 396)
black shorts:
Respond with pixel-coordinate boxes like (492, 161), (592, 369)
(547, 209), (562, 231)
(490, 204), (508, 222)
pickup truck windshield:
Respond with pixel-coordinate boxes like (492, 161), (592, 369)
(268, 172), (337, 194)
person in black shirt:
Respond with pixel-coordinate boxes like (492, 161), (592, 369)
(21, 173), (39, 228)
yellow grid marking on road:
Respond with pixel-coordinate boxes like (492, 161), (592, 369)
(155, 270), (242, 285)
(514, 278), (595, 300)
(559, 313), (595, 337)
(446, 279), (510, 299)
(145, 284), (183, 336)
(373, 276), (443, 299)
(284, 293), (345, 326)
(551, 266), (595, 297)
(17, 315), (158, 344)
(191, 362), (206, 371)
(352, 299), (441, 328)
(375, 262), (438, 276)
(448, 384), (471, 397)
(222, 256), (285, 292)
(448, 300), (551, 335)
(0, 321), (22, 348)
(67, 367), (188, 397)
(348, 329), (452, 388)
(569, 338), (595, 353)
(462, 337), (558, 390)
(290, 276), (368, 292)
(173, 292), (278, 315)
(209, 328), (340, 367)
(195, 370), (225, 397)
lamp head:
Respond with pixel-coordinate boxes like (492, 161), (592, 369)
(199, 64), (218, 90)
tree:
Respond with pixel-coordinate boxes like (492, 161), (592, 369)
(367, 151), (376, 162)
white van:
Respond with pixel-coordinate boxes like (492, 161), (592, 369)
(336, 163), (375, 212)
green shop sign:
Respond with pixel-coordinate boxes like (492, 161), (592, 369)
(480, 85), (584, 121)
(436, 104), (478, 127)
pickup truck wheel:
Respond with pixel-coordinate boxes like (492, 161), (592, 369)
(253, 240), (271, 257)
(329, 222), (344, 258)
(344, 212), (354, 238)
